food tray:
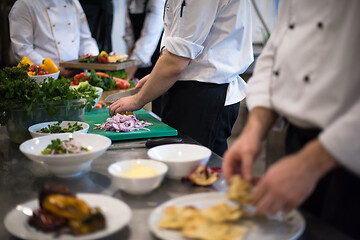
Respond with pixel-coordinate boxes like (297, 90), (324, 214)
(59, 59), (142, 71)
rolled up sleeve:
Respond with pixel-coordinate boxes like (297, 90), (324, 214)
(162, 0), (218, 59)
(163, 37), (203, 59)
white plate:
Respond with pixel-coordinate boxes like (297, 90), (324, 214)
(4, 193), (132, 240)
(148, 192), (305, 240)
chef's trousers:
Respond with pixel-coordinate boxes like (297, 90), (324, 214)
(161, 81), (240, 157)
(286, 123), (360, 239)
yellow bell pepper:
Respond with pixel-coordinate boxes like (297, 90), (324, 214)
(17, 56), (33, 68)
(40, 58), (59, 74)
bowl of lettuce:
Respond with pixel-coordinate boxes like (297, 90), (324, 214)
(71, 82), (103, 109)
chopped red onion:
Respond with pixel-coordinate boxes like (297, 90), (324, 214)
(94, 113), (152, 132)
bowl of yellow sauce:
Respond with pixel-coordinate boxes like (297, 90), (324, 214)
(108, 159), (168, 195)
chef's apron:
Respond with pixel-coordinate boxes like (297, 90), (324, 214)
(286, 123), (360, 239)
(80, 0), (113, 52)
(161, 81), (240, 157)
(128, 0), (161, 79)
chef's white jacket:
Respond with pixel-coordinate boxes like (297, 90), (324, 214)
(161, 0), (254, 106)
(9, 0), (99, 66)
(124, 0), (165, 67)
(246, 0), (360, 175)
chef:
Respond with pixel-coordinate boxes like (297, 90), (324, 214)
(9, 0), (99, 77)
(109, 0), (253, 156)
(223, 0), (360, 239)
(124, 0), (165, 79)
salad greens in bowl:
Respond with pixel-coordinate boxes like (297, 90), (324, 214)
(19, 133), (111, 178)
(28, 121), (89, 138)
(71, 81), (103, 109)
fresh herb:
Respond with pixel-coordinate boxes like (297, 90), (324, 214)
(38, 121), (84, 133)
(87, 70), (115, 91)
(78, 57), (96, 63)
(106, 69), (127, 79)
(0, 67), (99, 126)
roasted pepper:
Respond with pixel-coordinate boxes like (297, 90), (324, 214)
(42, 194), (91, 220)
(97, 51), (109, 63)
(17, 56), (33, 68)
(40, 58), (59, 74)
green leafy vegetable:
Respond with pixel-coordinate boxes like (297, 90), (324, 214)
(38, 121), (84, 133)
(0, 67), (99, 126)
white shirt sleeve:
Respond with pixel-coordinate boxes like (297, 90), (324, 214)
(319, 98), (360, 175)
(9, 1), (44, 65)
(162, 0), (221, 59)
(130, 0), (165, 65)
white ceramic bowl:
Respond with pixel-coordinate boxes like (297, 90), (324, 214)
(29, 71), (60, 84)
(147, 144), (211, 179)
(92, 87), (103, 108)
(108, 159), (168, 195)
(28, 121), (89, 138)
(71, 86), (103, 108)
(19, 133), (111, 178)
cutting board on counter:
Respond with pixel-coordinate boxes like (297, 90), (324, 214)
(59, 59), (141, 71)
(84, 109), (178, 141)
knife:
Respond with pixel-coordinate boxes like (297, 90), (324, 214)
(107, 137), (183, 150)
(104, 88), (140, 105)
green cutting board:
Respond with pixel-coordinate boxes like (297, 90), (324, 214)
(84, 109), (177, 141)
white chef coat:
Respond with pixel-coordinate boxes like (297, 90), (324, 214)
(124, 0), (165, 67)
(9, 0), (99, 66)
(161, 0), (253, 106)
(246, 0), (360, 175)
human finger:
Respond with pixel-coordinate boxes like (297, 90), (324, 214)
(222, 150), (239, 183)
(251, 179), (267, 205)
(240, 153), (254, 181)
(267, 197), (285, 216)
(255, 191), (275, 215)
(135, 75), (149, 88)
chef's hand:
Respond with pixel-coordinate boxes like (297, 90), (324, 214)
(252, 139), (338, 215)
(223, 127), (263, 183)
(109, 94), (143, 116)
(135, 74), (150, 88)
(59, 66), (76, 78)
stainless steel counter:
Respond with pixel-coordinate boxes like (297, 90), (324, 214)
(0, 125), (354, 240)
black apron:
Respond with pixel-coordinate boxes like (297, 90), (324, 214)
(79, 0), (113, 52)
(128, 0), (161, 79)
(161, 81), (240, 156)
(286, 123), (360, 239)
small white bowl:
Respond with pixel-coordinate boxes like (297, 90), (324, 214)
(108, 159), (168, 195)
(28, 121), (89, 138)
(71, 86), (103, 108)
(29, 71), (60, 84)
(147, 144), (211, 179)
(20, 133), (111, 178)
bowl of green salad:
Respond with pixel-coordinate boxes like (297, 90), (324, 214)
(19, 133), (111, 178)
(28, 121), (89, 138)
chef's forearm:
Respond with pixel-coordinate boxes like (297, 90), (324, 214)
(136, 50), (190, 104)
(244, 107), (278, 141)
